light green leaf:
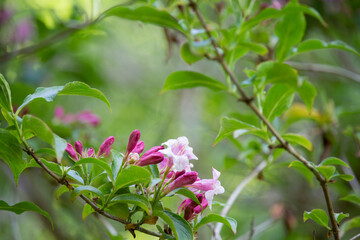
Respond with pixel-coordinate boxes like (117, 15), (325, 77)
(241, 8), (282, 33)
(180, 43), (203, 65)
(341, 216), (360, 234)
(71, 157), (112, 177)
(54, 134), (67, 163)
(282, 3), (326, 26)
(263, 84), (295, 122)
(257, 61), (299, 87)
(171, 188), (201, 207)
(282, 133), (312, 151)
(0, 129), (26, 184)
(71, 185), (105, 202)
(82, 204), (95, 221)
(334, 212), (349, 224)
(194, 214), (237, 233)
(303, 209), (330, 230)
(154, 210), (193, 240)
(111, 150), (123, 182)
(318, 157), (349, 168)
(296, 79), (316, 112)
(101, 6), (184, 33)
(0, 74), (12, 112)
(331, 173), (353, 181)
(110, 194), (152, 215)
(340, 194), (360, 206)
(55, 185), (69, 199)
(162, 71), (227, 92)
(316, 165), (336, 181)
(0, 200), (53, 229)
(22, 115), (53, 144)
(288, 161), (313, 184)
(114, 165), (151, 191)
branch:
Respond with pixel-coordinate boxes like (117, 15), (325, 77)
(213, 161), (267, 239)
(351, 233), (360, 240)
(24, 147), (161, 238)
(286, 61), (360, 84)
(188, 2), (340, 239)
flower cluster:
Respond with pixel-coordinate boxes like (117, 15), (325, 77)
(54, 106), (100, 127)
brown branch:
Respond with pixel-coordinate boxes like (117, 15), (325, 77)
(23, 148), (161, 238)
(188, 1), (340, 239)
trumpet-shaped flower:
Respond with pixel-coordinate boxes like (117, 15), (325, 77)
(160, 136), (197, 172)
(178, 193), (208, 221)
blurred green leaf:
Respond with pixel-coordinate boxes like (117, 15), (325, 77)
(110, 194), (151, 215)
(71, 157), (112, 177)
(0, 74), (12, 112)
(257, 61), (298, 87)
(330, 173), (353, 181)
(316, 165), (336, 181)
(318, 157), (349, 168)
(114, 165), (151, 191)
(0, 129), (26, 184)
(303, 209), (330, 230)
(55, 185), (69, 200)
(341, 194), (360, 206)
(194, 214), (237, 233)
(180, 43), (203, 65)
(0, 200), (53, 229)
(263, 84), (295, 122)
(288, 161), (313, 184)
(82, 204), (95, 221)
(102, 6), (184, 33)
(241, 8), (282, 33)
(154, 210), (193, 240)
(282, 133), (312, 151)
(283, 3), (326, 26)
(341, 217), (360, 234)
(334, 212), (349, 224)
(296, 79), (316, 112)
(162, 71), (227, 92)
(71, 185), (105, 202)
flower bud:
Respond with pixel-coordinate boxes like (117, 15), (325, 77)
(136, 152), (164, 167)
(65, 143), (78, 161)
(74, 141), (83, 156)
(127, 130), (141, 153)
(87, 148), (95, 157)
(178, 193), (208, 221)
(142, 146), (164, 158)
(132, 140), (145, 154)
(165, 171), (198, 194)
(98, 136), (115, 157)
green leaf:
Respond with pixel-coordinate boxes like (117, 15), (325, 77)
(22, 115), (53, 144)
(241, 8), (282, 33)
(54, 134), (67, 163)
(257, 61), (299, 87)
(282, 3), (326, 26)
(71, 185), (105, 202)
(154, 210), (193, 240)
(236, 42), (268, 55)
(288, 161), (313, 184)
(263, 84), (295, 122)
(341, 216), (360, 233)
(171, 188), (201, 207)
(316, 165), (336, 181)
(55, 185), (69, 199)
(194, 214), (237, 233)
(110, 194), (152, 215)
(180, 43), (203, 65)
(334, 212), (349, 224)
(282, 133), (312, 151)
(0, 74), (12, 112)
(162, 71), (227, 92)
(71, 157), (112, 177)
(114, 165), (151, 191)
(111, 150), (123, 182)
(17, 81), (110, 115)
(331, 173), (353, 181)
(102, 6), (184, 33)
(0, 129), (26, 184)
(303, 209), (330, 230)
(296, 79), (316, 112)
(82, 204), (95, 221)
(214, 117), (260, 145)
(341, 194), (360, 206)
(318, 157), (349, 168)
(289, 39), (360, 59)
(275, 11), (306, 62)
(0, 200), (53, 229)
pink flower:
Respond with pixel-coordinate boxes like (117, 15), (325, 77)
(160, 136), (198, 172)
(98, 136), (115, 157)
(66, 137), (114, 161)
(65, 143), (78, 161)
(164, 170), (198, 194)
(178, 193), (208, 221)
(54, 106), (100, 127)
(190, 168), (224, 209)
(127, 130), (141, 153)
(136, 152), (164, 167)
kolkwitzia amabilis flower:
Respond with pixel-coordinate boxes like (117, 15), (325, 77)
(190, 167), (225, 209)
(159, 136), (198, 172)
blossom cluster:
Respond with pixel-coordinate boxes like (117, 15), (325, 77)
(65, 130), (224, 222)
(54, 106), (100, 127)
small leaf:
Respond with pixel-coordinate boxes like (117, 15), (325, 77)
(162, 71), (227, 92)
(257, 61), (299, 87)
(71, 185), (105, 202)
(111, 150), (123, 182)
(154, 210), (193, 240)
(282, 3), (326, 26)
(82, 204), (95, 221)
(110, 194), (152, 215)
(316, 165), (336, 181)
(340, 216), (360, 234)
(194, 214), (237, 233)
(0, 74), (13, 112)
(180, 43), (203, 65)
(171, 188), (201, 207)
(331, 174), (354, 181)
(288, 161), (313, 184)
(303, 209), (330, 230)
(101, 6), (184, 33)
(114, 165), (151, 191)
(55, 185), (69, 199)
(341, 194), (360, 206)
(54, 134), (67, 163)
(0, 200), (53, 229)
(241, 8), (282, 33)
(0, 129), (26, 184)
(296, 80), (316, 112)
(334, 212), (349, 224)
(71, 157), (112, 177)
(282, 133), (312, 151)
(319, 157), (349, 168)
(263, 84), (295, 122)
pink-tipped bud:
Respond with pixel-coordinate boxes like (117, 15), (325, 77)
(98, 136), (115, 157)
(127, 130), (141, 153)
(165, 171), (198, 194)
(65, 143), (78, 161)
(132, 140), (145, 154)
(136, 152), (164, 167)
(87, 148), (95, 157)
(179, 193), (208, 221)
(142, 146), (164, 158)
(74, 141), (83, 156)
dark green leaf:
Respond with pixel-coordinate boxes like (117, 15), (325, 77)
(180, 43), (203, 65)
(263, 84), (295, 122)
(319, 157), (349, 168)
(282, 133), (312, 151)
(194, 214), (237, 233)
(162, 71), (227, 92)
(334, 212), (349, 224)
(303, 209), (330, 230)
(114, 165), (151, 191)
(154, 210), (193, 240)
(71, 157), (112, 177)
(102, 6), (184, 33)
(0, 74), (12, 112)
(0, 200), (53, 229)
(0, 129), (26, 184)
(71, 185), (105, 202)
(110, 194), (151, 215)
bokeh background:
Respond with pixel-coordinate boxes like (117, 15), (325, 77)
(1, 0), (360, 239)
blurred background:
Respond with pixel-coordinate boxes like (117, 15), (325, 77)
(1, 0), (360, 239)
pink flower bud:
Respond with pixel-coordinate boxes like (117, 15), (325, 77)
(54, 106), (64, 118)
(65, 143), (78, 161)
(165, 171), (198, 194)
(136, 152), (164, 167)
(74, 141), (83, 156)
(76, 110), (101, 126)
(178, 193), (208, 221)
(98, 136), (115, 157)
(142, 146), (164, 158)
(132, 140), (145, 154)
(87, 148), (95, 157)
(127, 130), (141, 153)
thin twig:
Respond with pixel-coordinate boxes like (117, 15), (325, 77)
(247, 218), (255, 240)
(286, 61), (360, 84)
(24, 148), (161, 238)
(350, 233), (360, 240)
(188, 2), (340, 239)
(236, 219), (275, 240)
